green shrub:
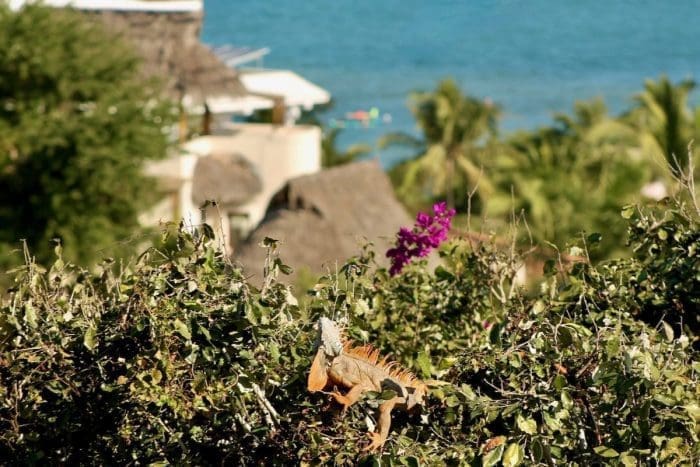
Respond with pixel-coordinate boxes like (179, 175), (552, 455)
(0, 4), (172, 270)
(447, 258), (699, 465)
(1, 199), (698, 465)
(0, 229), (310, 464)
(623, 198), (700, 337)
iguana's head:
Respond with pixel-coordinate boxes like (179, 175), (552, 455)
(406, 382), (428, 409)
(316, 317), (344, 358)
(308, 317), (344, 392)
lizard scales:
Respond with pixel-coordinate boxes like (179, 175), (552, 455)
(307, 317), (427, 451)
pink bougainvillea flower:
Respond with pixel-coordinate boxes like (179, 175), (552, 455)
(386, 202), (456, 275)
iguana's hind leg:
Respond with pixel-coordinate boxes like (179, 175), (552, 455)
(331, 384), (367, 415)
(365, 396), (405, 451)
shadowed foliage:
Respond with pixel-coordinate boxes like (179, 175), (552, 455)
(0, 4), (172, 269)
(1, 190), (697, 464)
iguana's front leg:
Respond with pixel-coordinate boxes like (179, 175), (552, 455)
(331, 384), (368, 415)
(365, 396), (405, 451)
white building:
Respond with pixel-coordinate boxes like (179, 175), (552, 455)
(143, 123), (322, 253)
(14, 0), (330, 250)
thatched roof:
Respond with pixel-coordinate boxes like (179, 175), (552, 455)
(235, 160), (413, 283)
(192, 153), (262, 207)
(86, 9), (248, 103)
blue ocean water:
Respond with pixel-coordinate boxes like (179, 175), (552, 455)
(202, 0), (700, 167)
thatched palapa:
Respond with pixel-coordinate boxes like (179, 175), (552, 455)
(86, 8), (248, 105)
(192, 153), (262, 207)
(235, 160), (412, 282)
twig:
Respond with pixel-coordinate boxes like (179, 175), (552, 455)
(252, 383), (280, 430)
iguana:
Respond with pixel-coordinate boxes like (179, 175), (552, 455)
(307, 317), (428, 451)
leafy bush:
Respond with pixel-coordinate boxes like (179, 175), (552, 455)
(1, 198), (698, 465)
(0, 4), (172, 270)
(0, 229), (310, 464)
(623, 197), (700, 336)
(447, 259), (699, 465)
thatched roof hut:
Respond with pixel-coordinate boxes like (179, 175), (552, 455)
(84, 7), (248, 105)
(192, 153), (262, 207)
(235, 160), (412, 283)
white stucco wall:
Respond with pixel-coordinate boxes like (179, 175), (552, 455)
(183, 123), (321, 230)
(142, 123), (321, 249)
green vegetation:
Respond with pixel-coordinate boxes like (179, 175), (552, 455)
(322, 127), (372, 168)
(0, 6), (698, 465)
(381, 79), (500, 211)
(1, 180), (697, 464)
(0, 5), (172, 270)
(389, 77), (700, 262)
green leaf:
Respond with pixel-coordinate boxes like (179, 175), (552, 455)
(620, 453), (637, 466)
(684, 403), (700, 422)
(531, 438), (544, 461)
(482, 444), (504, 467)
(198, 324), (212, 341)
(434, 265), (454, 280)
(543, 412), (561, 431)
(150, 369), (162, 385)
(416, 351), (432, 378)
(24, 302), (38, 329)
(665, 436), (684, 451)
(379, 389), (398, 400)
(594, 446), (619, 458)
(553, 374), (567, 391)
(516, 414), (538, 435)
(662, 321), (674, 342)
(561, 390), (573, 408)
(621, 205), (635, 219)
(502, 443), (524, 467)
(531, 300), (546, 314)
(84, 326), (97, 350)
(269, 342), (280, 362)
(173, 319), (191, 340)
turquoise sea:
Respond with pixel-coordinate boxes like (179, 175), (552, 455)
(202, 0), (700, 167)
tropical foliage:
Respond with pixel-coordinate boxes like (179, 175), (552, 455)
(627, 76), (700, 174)
(1, 185), (697, 464)
(486, 99), (652, 260)
(0, 5), (172, 270)
(322, 127), (372, 168)
(382, 79), (500, 211)
(389, 77), (700, 262)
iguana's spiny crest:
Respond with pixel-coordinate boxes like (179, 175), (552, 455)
(308, 317), (428, 451)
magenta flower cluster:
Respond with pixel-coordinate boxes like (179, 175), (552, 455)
(386, 202), (456, 275)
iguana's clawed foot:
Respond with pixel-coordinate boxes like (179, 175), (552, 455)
(330, 391), (350, 415)
(363, 432), (385, 452)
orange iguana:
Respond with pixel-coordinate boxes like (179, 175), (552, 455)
(307, 317), (428, 451)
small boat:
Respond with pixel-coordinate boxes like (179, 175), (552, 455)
(330, 107), (391, 129)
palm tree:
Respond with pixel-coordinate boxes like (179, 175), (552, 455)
(486, 98), (652, 260)
(321, 128), (372, 168)
(380, 79), (500, 209)
(627, 76), (697, 175)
